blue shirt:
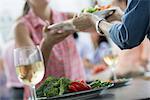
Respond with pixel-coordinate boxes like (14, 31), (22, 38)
(109, 0), (150, 49)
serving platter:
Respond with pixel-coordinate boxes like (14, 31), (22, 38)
(110, 78), (132, 88)
(93, 8), (116, 18)
(38, 84), (113, 100)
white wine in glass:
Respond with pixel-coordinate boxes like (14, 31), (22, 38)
(103, 55), (118, 66)
(14, 46), (45, 100)
(102, 48), (118, 81)
(16, 61), (44, 85)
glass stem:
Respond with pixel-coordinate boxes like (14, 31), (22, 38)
(30, 85), (37, 100)
(111, 65), (117, 81)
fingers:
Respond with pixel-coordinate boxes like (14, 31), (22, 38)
(47, 22), (64, 30)
(43, 20), (50, 33)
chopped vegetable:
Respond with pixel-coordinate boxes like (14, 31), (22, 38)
(82, 4), (112, 13)
(36, 76), (71, 97)
(36, 76), (58, 97)
(59, 77), (71, 95)
(90, 80), (112, 88)
(36, 77), (112, 98)
(69, 81), (91, 92)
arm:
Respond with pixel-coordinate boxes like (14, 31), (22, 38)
(14, 21), (53, 65)
(103, 0), (150, 49)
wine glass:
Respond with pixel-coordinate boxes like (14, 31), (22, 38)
(102, 48), (118, 81)
(14, 46), (45, 100)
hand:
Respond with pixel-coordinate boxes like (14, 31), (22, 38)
(72, 13), (102, 31)
(106, 7), (124, 22)
(43, 21), (75, 46)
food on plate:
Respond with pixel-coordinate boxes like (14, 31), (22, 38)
(36, 77), (112, 98)
(90, 80), (112, 88)
(106, 78), (130, 83)
(82, 5), (112, 13)
(69, 80), (91, 92)
(36, 77), (71, 97)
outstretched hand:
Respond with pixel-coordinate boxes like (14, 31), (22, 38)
(106, 7), (124, 22)
(72, 13), (101, 31)
(43, 21), (75, 46)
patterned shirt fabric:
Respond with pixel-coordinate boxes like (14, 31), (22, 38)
(20, 9), (86, 83)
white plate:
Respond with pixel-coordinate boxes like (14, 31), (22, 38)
(93, 8), (116, 18)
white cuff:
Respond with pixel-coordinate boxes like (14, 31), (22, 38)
(95, 19), (105, 36)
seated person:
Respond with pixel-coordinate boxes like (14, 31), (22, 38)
(76, 30), (110, 80)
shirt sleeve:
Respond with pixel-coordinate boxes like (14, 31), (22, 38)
(109, 0), (150, 49)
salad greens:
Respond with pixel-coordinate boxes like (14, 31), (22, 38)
(36, 77), (112, 98)
(82, 7), (97, 13)
(90, 80), (112, 88)
(36, 77), (71, 97)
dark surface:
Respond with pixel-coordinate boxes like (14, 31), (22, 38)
(87, 78), (150, 100)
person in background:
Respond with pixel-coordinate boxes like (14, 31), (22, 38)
(13, 0), (85, 99)
(0, 40), (10, 100)
(51, 0), (150, 50)
(112, 0), (127, 10)
(47, 0), (150, 79)
(3, 40), (23, 100)
(76, 31), (109, 80)
(110, 0), (150, 78)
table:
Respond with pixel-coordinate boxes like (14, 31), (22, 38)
(87, 78), (150, 100)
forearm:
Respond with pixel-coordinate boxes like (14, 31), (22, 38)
(98, 20), (113, 36)
(40, 39), (53, 66)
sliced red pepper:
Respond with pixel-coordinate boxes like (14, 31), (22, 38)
(80, 80), (86, 83)
(69, 85), (78, 92)
(70, 81), (80, 85)
(70, 81), (91, 92)
(86, 84), (92, 90)
(72, 83), (82, 91)
(79, 82), (91, 90)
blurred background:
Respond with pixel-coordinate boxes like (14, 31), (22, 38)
(0, 0), (112, 41)
(0, 0), (150, 100)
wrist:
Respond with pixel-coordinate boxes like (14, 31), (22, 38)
(40, 38), (53, 51)
(95, 18), (105, 35)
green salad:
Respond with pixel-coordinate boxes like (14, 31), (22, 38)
(36, 77), (112, 98)
(36, 77), (71, 97)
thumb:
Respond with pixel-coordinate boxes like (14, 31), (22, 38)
(43, 20), (50, 33)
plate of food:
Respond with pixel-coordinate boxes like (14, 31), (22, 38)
(36, 77), (113, 100)
(82, 5), (116, 18)
(108, 78), (132, 88)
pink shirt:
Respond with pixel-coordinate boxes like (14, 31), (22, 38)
(20, 9), (86, 82)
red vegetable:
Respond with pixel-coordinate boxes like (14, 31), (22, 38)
(80, 80), (85, 83)
(69, 85), (78, 92)
(69, 81), (91, 92)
